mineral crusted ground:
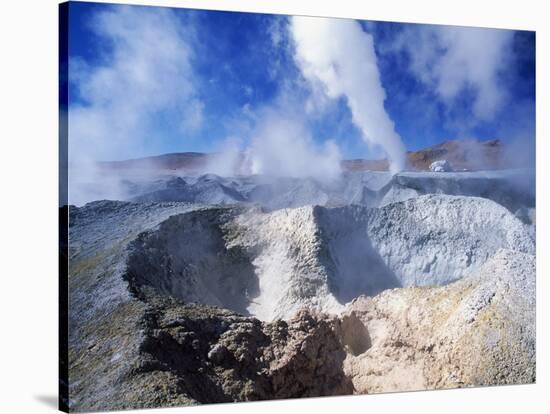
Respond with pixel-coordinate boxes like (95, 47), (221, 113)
(65, 169), (536, 412)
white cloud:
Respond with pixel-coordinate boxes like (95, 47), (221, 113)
(290, 16), (407, 174)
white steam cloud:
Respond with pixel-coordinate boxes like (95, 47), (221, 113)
(204, 109), (343, 182)
(68, 7), (349, 204)
(68, 6), (200, 205)
(247, 112), (342, 181)
(389, 25), (514, 121)
(290, 16), (407, 174)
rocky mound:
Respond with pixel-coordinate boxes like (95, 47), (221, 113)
(125, 195), (533, 321)
(429, 159), (453, 172)
(67, 201), (355, 411)
(65, 195), (535, 411)
(344, 249), (535, 392)
(132, 175), (247, 205)
(377, 169), (535, 215)
(366, 195), (534, 286)
(116, 168), (535, 221)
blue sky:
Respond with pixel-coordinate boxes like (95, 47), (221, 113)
(67, 1), (535, 162)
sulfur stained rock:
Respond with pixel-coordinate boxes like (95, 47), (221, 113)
(342, 249), (535, 393)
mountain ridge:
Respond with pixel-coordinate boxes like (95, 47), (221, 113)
(97, 138), (527, 173)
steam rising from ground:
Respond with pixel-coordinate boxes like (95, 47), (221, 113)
(290, 16), (407, 174)
(67, 8), (346, 205)
(68, 6), (198, 205)
(66, 7), (532, 207)
(203, 113), (342, 181)
(246, 113), (342, 181)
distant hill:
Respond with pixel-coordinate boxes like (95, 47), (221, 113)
(98, 138), (526, 174)
(97, 152), (210, 172)
(407, 138), (505, 171)
(344, 139), (512, 172)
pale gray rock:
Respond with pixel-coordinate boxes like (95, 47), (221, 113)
(429, 159), (453, 172)
(77, 168), (536, 215)
(343, 249), (535, 392)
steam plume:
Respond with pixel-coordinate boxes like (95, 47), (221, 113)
(68, 5), (198, 205)
(290, 16), (406, 173)
(387, 25), (514, 122)
(247, 112), (342, 181)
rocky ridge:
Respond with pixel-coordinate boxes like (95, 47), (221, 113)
(78, 169), (536, 226)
